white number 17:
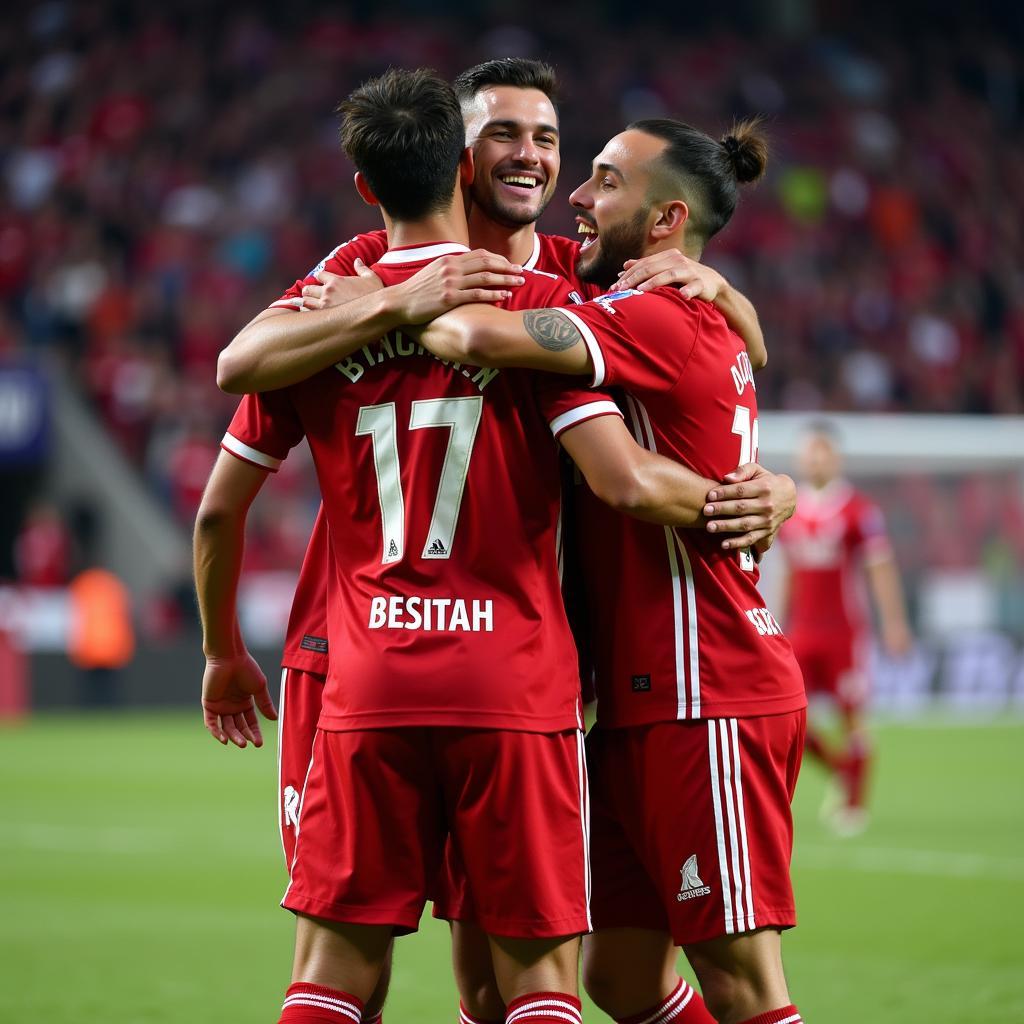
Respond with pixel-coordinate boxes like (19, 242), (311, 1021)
(356, 396), (483, 565)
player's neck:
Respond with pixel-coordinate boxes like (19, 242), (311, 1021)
(467, 211), (537, 266)
(645, 235), (702, 260)
(387, 208), (470, 251)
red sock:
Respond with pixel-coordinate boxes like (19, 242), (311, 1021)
(738, 1005), (802, 1024)
(616, 977), (716, 1023)
(804, 727), (836, 770)
(279, 982), (364, 1023)
(843, 736), (871, 810)
(460, 1002), (504, 1024)
(505, 991), (582, 1024)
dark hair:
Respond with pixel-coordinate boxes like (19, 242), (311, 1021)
(453, 58), (558, 105)
(338, 68), (466, 222)
(628, 116), (768, 249)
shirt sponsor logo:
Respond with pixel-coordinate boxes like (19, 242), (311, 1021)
(676, 854), (712, 901)
(368, 595), (494, 632)
(745, 606), (784, 637)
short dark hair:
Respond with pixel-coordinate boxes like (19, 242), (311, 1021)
(338, 68), (465, 222)
(628, 117), (768, 250)
(453, 58), (558, 106)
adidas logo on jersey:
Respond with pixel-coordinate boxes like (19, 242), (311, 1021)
(388, 540), (399, 558)
(676, 854), (712, 902)
(427, 538), (447, 556)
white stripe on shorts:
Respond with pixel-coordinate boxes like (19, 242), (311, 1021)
(576, 730), (593, 931)
(708, 721), (736, 933)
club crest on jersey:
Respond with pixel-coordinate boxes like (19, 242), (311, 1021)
(676, 854), (712, 901)
(592, 289), (643, 315)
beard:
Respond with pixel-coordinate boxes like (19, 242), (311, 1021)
(472, 179), (555, 228)
(576, 207), (650, 292)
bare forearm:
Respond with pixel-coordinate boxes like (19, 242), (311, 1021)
(867, 558), (909, 628)
(715, 283), (766, 370)
(217, 292), (400, 393)
(193, 513), (248, 657)
(561, 422), (712, 527)
(414, 306), (523, 368)
(623, 458), (714, 526)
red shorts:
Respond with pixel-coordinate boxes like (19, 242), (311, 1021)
(588, 711), (805, 946)
(283, 727), (591, 939)
(277, 667), (325, 871)
(789, 630), (869, 713)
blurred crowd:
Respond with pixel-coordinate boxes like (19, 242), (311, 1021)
(1, 1), (1022, 571)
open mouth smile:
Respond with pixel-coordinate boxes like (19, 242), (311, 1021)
(576, 218), (598, 250)
(497, 173), (543, 192)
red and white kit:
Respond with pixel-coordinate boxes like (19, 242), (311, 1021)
(266, 231), (595, 870)
(550, 287), (806, 944)
(222, 241), (620, 935)
(260, 231), (389, 870)
(780, 481), (892, 712)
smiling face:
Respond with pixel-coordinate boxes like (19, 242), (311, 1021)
(570, 129), (671, 290)
(462, 85), (560, 228)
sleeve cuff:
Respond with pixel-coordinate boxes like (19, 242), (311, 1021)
(549, 400), (623, 439)
(221, 433), (283, 471)
(552, 306), (606, 387)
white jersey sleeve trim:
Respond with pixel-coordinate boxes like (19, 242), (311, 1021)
(269, 296), (304, 311)
(552, 306), (606, 387)
(549, 400), (622, 438)
(221, 432), (282, 471)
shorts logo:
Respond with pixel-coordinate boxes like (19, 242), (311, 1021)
(283, 785), (300, 830)
(632, 674), (651, 692)
(676, 854), (712, 902)
(427, 538), (447, 556)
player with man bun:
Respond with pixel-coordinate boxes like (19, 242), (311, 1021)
(412, 116), (807, 1024)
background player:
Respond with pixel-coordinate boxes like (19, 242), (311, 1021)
(410, 117), (807, 1024)
(778, 421), (913, 834)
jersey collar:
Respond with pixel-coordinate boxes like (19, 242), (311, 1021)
(523, 234), (541, 270)
(376, 241), (470, 265)
(800, 478), (853, 516)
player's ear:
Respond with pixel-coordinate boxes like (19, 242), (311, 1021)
(459, 146), (475, 187)
(354, 172), (379, 207)
(650, 199), (688, 240)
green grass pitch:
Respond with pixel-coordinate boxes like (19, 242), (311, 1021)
(1, 712), (1021, 1022)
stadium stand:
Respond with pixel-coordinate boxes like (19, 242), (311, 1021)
(0, 2), (1021, 642)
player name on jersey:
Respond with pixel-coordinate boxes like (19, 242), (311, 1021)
(368, 594), (494, 632)
(335, 333), (500, 392)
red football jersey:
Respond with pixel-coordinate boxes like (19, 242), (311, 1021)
(271, 230), (593, 675)
(222, 241), (621, 732)
(558, 287), (806, 725)
(260, 231), (390, 673)
(780, 480), (891, 638)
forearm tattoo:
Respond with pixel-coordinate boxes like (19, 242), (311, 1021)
(523, 309), (583, 352)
